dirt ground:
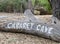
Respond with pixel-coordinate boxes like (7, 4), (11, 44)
(0, 13), (60, 44)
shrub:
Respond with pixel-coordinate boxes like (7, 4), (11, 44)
(0, 0), (51, 13)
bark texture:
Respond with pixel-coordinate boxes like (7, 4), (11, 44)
(48, 0), (60, 20)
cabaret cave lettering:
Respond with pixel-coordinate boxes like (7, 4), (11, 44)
(6, 22), (53, 34)
(37, 25), (53, 34)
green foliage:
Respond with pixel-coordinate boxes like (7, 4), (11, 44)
(39, 0), (51, 12)
(33, 0), (51, 12)
(0, 0), (25, 12)
(31, 0), (35, 6)
(0, 0), (51, 12)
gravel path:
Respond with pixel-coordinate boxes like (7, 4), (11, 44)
(0, 32), (59, 44)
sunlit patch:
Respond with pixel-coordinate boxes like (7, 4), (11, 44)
(0, 16), (8, 18)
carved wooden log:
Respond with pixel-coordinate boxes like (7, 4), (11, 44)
(0, 21), (60, 42)
(0, 9), (60, 42)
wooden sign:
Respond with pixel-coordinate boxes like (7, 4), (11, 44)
(4, 22), (53, 34)
(0, 9), (60, 42)
(1, 21), (60, 42)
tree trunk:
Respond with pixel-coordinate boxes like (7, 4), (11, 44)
(28, 0), (33, 11)
(48, 0), (60, 20)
